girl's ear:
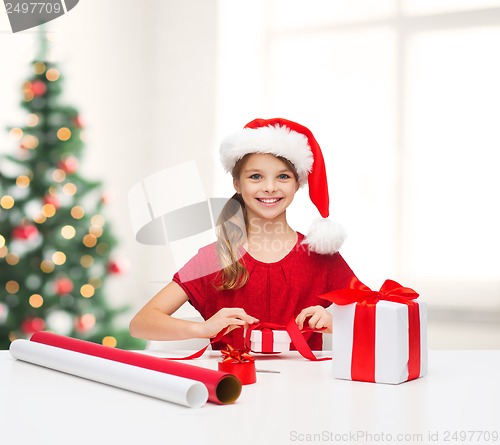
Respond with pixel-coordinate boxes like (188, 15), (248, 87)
(233, 177), (241, 194)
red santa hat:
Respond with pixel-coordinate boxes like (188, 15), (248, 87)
(220, 117), (346, 254)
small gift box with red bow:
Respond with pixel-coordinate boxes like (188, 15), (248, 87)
(249, 328), (291, 353)
(322, 277), (428, 385)
(218, 345), (257, 385)
(244, 321), (330, 361)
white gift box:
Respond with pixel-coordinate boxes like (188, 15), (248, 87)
(250, 330), (291, 353)
(332, 300), (428, 384)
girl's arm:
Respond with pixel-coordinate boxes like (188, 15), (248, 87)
(129, 281), (258, 341)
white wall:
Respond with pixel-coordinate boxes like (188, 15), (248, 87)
(0, 0), (219, 318)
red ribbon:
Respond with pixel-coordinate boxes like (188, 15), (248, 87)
(262, 328), (274, 353)
(244, 321), (330, 362)
(321, 277), (421, 382)
(167, 320), (330, 362)
(165, 327), (230, 361)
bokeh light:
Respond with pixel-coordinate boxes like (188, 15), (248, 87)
(71, 205), (85, 219)
(0, 195), (15, 209)
(27, 113), (40, 127)
(40, 259), (55, 273)
(21, 134), (39, 149)
(91, 214), (105, 227)
(52, 169), (66, 182)
(57, 127), (71, 141)
(80, 255), (94, 268)
(6, 280), (20, 294)
(46, 68), (60, 81)
(102, 336), (117, 347)
(63, 183), (77, 196)
(29, 294), (44, 308)
(16, 175), (31, 188)
(61, 225), (76, 239)
(80, 284), (95, 298)
(10, 127), (23, 140)
(33, 62), (46, 74)
(52, 251), (67, 265)
(83, 234), (97, 248)
(42, 203), (56, 217)
(6, 253), (19, 265)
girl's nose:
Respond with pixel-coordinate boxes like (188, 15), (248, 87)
(263, 180), (277, 193)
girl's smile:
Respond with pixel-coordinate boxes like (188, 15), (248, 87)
(256, 197), (283, 205)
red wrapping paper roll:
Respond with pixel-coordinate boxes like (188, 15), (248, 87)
(30, 331), (242, 405)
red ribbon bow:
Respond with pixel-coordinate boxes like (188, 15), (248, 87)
(219, 344), (257, 385)
(321, 277), (422, 383)
(221, 344), (255, 363)
(321, 276), (419, 306)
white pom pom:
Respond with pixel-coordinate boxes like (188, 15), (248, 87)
(302, 218), (347, 254)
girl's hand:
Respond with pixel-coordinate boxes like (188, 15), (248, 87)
(200, 308), (259, 339)
(295, 305), (332, 333)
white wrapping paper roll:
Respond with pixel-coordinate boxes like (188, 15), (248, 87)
(10, 339), (208, 408)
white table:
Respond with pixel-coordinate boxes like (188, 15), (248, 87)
(0, 349), (499, 445)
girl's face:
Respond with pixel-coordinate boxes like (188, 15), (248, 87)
(233, 153), (299, 223)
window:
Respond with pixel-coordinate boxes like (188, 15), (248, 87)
(217, 0), (500, 310)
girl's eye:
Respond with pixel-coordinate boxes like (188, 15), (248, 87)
(278, 174), (290, 180)
(250, 174), (262, 180)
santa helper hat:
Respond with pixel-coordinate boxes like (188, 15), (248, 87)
(220, 117), (346, 254)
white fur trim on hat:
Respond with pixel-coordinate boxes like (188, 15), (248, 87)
(302, 218), (347, 254)
(220, 124), (313, 185)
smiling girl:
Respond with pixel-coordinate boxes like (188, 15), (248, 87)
(129, 118), (357, 350)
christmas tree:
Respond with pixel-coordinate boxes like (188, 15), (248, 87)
(0, 34), (145, 350)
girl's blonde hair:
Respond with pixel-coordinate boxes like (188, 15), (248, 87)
(214, 153), (299, 290)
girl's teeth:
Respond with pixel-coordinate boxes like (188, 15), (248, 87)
(259, 198), (279, 203)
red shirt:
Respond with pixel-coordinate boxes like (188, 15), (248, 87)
(173, 233), (356, 350)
